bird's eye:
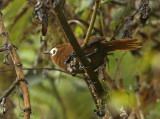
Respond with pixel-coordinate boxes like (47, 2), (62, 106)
(50, 48), (58, 56)
(53, 50), (56, 54)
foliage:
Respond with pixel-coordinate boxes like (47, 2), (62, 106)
(0, 0), (160, 119)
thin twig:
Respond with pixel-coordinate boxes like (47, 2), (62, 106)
(76, 18), (102, 35)
(0, 67), (63, 72)
(0, 67), (83, 79)
(0, 80), (21, 103)
(110, 1), (128, 6)
(113, 52), (126, 81)
(99, 2), (106, 37)
(135, 75), (144, 119)
(0, 13), (31, 119)
(0, 67), (83, 109)
(111, 0), (147, 40)
(0, 47), (8, 52)
(68, 20), (86, 36)
(82, 0), (100, 48)
(101, 0), (128, 6)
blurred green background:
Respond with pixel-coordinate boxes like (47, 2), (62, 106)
(0, 0), (160, 119)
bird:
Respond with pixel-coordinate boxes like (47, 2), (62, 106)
(44, 37), (142, 75)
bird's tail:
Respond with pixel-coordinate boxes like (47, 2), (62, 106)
(103, 38), (142, 52)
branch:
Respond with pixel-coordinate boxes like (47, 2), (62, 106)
(0, 79), (24, 103)
(101, 0), (128, 6)
(76, 19), (102, 35)
(23, 67), (76, 78)
(0, 0), (13, 10)
(68, 20), (86, 36)
(0, 13), (31, 119)
(82, 0), (100, 48)
(49, 1), (120, 118)
(99, 4), (106, 37)
(0, 67), (82, 113)
(110, 0), (147, 40)
(110, 1), (128, 6)
(0, 67), (83, 79)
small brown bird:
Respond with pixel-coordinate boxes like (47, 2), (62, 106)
(44, 37), (141, 74)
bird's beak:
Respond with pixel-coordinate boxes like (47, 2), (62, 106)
(43, 51), (51, 55)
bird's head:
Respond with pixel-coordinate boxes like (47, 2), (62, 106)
(43, 43), (74, 71)
(43, 47), (58, 57)
(43, 43), (71, 60)
(43, 47), (61, 69)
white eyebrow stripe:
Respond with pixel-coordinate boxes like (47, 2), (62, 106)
(50, 48), (58, 56)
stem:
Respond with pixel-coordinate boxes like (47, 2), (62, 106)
(0, 13), (31, 119)
(82, 0), (100, 48)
